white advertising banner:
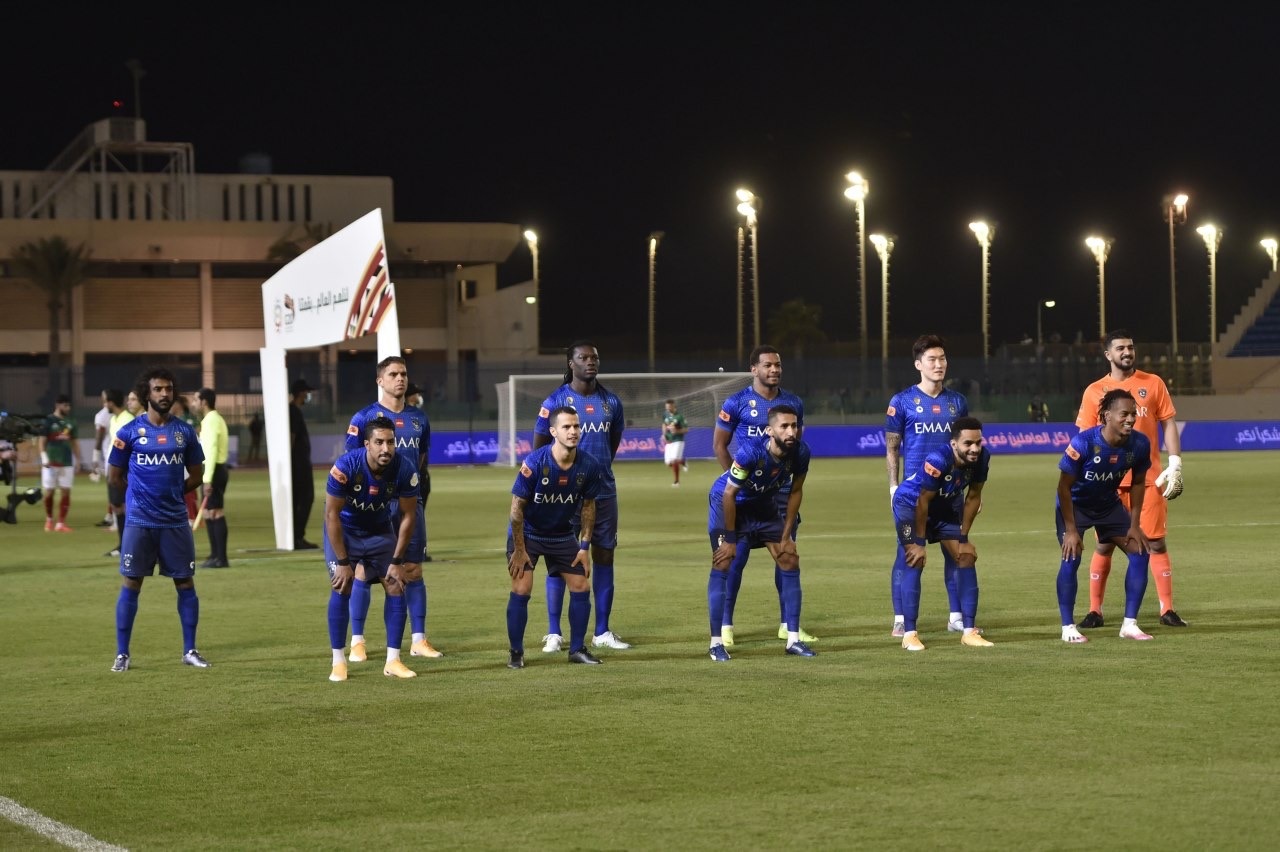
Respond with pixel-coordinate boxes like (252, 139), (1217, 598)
(260, 209), (401, 549)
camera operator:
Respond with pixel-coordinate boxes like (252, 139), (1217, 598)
(38, 394), (82, 532)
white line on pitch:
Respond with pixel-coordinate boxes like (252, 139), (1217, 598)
(0, 796), (126, 852)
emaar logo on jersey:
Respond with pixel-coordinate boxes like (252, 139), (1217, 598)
(914, 421), (952, 434)
(1084, 470), (1119, 482)
(349, 497), (391, 512)
(395, 436), (419, 450)
(534, 492), (577, 504)
(136, 452), (185, 465)
(580, 422), (611, 434)
(745, 425), (769, 437)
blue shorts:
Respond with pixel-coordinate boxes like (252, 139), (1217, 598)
(708, 494), (783, 549)
(892, 505), (963, 547)
(1056, 501), (1132, 545)
(390, 501), (427, 562)
(574, 496), (618, 551)
(507, 534), (583, 576)
(120, 525), (196, 579)
(324, 525), (396, 581)
(773, 489), (801, 542)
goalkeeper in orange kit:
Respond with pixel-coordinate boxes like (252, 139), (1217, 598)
(1074, 330), (1187, 628)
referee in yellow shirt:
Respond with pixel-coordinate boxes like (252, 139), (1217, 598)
(194, 388), (230, 568)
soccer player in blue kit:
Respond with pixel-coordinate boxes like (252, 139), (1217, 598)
(107, 368), (208, 672)
(324, 416), (421, 681)
(532, 342), (628, 652)
(893, 416), (994, 651)
(1055, 389), (1154, 644)
(343, 356), (440, 663)
(505, 405), (605, 668)
(884, 335), (972, 638)
(712, 345), (816, 647)
(707, 404), (814, 661)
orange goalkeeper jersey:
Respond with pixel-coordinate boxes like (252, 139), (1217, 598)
(1075, 369), (1176, 486)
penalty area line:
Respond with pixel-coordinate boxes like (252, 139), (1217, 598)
(0, 796), (126, 852)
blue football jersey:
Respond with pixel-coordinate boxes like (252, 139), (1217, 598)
(885, 386), (969, 477)
(345, 402), (429, 472)
(1058, 426), (1152, 514)
(894, 446), (990, 518)
(326, 448), (421, 535)
(533, 383), (624, 498)
(107, 414), (204, 528)
(716, 385), (806, 449)
(511, 444), (604, 542)
(709, 435), (811, 508)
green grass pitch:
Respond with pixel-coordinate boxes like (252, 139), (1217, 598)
(2, 452), (1278, 850)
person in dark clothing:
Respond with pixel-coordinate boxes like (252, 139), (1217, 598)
(290, 379), (318, 550)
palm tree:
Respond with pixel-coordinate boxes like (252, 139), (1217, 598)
(767, 298), (826, 359)
(11, 236), (91, 396)
(267, 221), (334, 262)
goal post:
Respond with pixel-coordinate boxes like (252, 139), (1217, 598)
(494, 372), (752, 466)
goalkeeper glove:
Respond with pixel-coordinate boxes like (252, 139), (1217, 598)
(1154, 454), (1183, 499)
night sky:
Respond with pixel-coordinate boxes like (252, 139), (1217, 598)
(7, 5), (1280, 358)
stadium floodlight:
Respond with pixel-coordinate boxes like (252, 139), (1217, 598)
(648, 231), (664, 373)
(735, 189), (761, 348)
(845, 171), (870, 394)
(1037, 299), (1056, 346)
(869, 232), (893, 398)
(1197, 224), (1222, 345)
(1085, 235), (1113, 341)
(969, 221), (995, 366)
(1163, 193), (1189, 356)
(495, 372), (751, 467)
(1262, 237), (1278, 272)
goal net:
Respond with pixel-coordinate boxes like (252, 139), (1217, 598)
(494, 372), (752, 466)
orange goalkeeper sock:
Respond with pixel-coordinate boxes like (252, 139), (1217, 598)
(1089, 552), (1113, 613)
(1150, 552), (1173, 613)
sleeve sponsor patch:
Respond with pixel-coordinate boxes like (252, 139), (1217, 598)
(924, 462), (942, 477)
(330, 465), (348, 484)
(718, 409), (732, 422)
(1065, 445), (1081, 460)
(886, 405), (896, 416)
(346, 424), (360, 436)
(538, 407), (550, 419)
(112, 437), (125, 449)
(519, 463), (533, 477)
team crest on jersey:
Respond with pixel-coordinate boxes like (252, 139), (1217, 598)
(948, 404), (957, 415)
(413, 420), (422, 432)
(330, 465), (348, 484)
(1126, 453), (1134, 464)
(1138, 388), (1148, 398)
(602, 402), (611, 416)
(175, 433), (184, 447)
(900, 524), (913, 539)
(1066, 445), (1081, 460)
(887, 405), (896, 416)
(576, 472), (585, 486)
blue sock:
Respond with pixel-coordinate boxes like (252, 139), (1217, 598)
(116, 586), (140, 655)
(891, 547), (906, 615)
(327, 590), (350, 649)
(1123, 552), (1151, 619)
(779, 568), (802, 632)
(774, 564), (785, 623)
(176, 586), (199, 652)
(384, 594), (407, 652)
(707, 570), (727, 638)
(593, 563), (615, 636)
(405, 578), (427, 634)
(901, 567), (923, 632)
(944, 559), (961, 613)
(568, 590), (591, 652)
(1057, 556), (1082, 625)
(956, 567), (979, 629)
(350, 579), (371, 635)
(722, 541), (751, 626)
(546, 574), (566, 634)
(506, 592), (530, 652)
